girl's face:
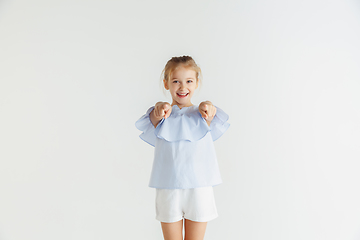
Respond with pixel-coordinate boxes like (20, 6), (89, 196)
(163, 66), (198, 109)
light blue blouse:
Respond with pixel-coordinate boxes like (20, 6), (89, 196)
(135, 104), (230, 189)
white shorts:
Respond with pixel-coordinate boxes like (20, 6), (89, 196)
(155, 186), (218, 223)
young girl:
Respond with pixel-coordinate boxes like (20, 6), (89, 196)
(135, 56), (230, 240)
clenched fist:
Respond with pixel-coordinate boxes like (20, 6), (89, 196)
(153, 102), (172, 119)
(199, 101), (216, 125)
(150, 102), (172, 128)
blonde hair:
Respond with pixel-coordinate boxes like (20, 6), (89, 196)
(160, 55), (203, 95)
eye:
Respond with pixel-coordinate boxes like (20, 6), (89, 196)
(187, 80), (193, 83)
(173, 80), (178, 83)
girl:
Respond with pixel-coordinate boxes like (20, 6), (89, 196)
(135, 56), (230, 240)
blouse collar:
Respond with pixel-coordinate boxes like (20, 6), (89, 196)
(172, 104), (196, 112)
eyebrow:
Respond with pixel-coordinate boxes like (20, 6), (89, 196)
(171, 78), (195, 80)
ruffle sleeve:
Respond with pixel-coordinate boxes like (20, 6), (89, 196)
(154, 105), (230, 142)
(135, 105), (229, 145)
(209, 105), (230, 141)
(135, 106), (162, 147)
(154, 110), (210, 142)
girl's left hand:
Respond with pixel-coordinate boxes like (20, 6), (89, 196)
(199, 101), (217, 124)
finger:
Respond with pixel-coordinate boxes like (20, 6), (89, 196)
(201, 112), (207, 119)
(201, 108), (208, 117)
(167, 107), (172, 118)
(154, 108), (158, 117)
(209, 109), (216, 118)
(201, 104), (208, 112)
(208, 105), (216, 115)
(163, 103), (170, 111)
(156, 108), (162, 118)
(164, 110), (170, 119)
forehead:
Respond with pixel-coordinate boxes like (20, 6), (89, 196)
(171, 66), (196, 79)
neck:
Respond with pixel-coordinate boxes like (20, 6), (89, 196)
(171, 102), (193, 109)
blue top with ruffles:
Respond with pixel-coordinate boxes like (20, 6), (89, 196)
(135, 104), (230, 189)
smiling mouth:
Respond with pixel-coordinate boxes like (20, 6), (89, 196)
(177, 93), (189, 98)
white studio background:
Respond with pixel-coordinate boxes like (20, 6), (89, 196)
(0, 0), (360, 239)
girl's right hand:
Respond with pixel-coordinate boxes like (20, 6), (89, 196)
(154, 102), (172, 119)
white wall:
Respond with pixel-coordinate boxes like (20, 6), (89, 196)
(1, 0), (360, 239)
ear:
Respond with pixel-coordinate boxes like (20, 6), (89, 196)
(195, 79), (199, 89)
(163, 79), (169, 90)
